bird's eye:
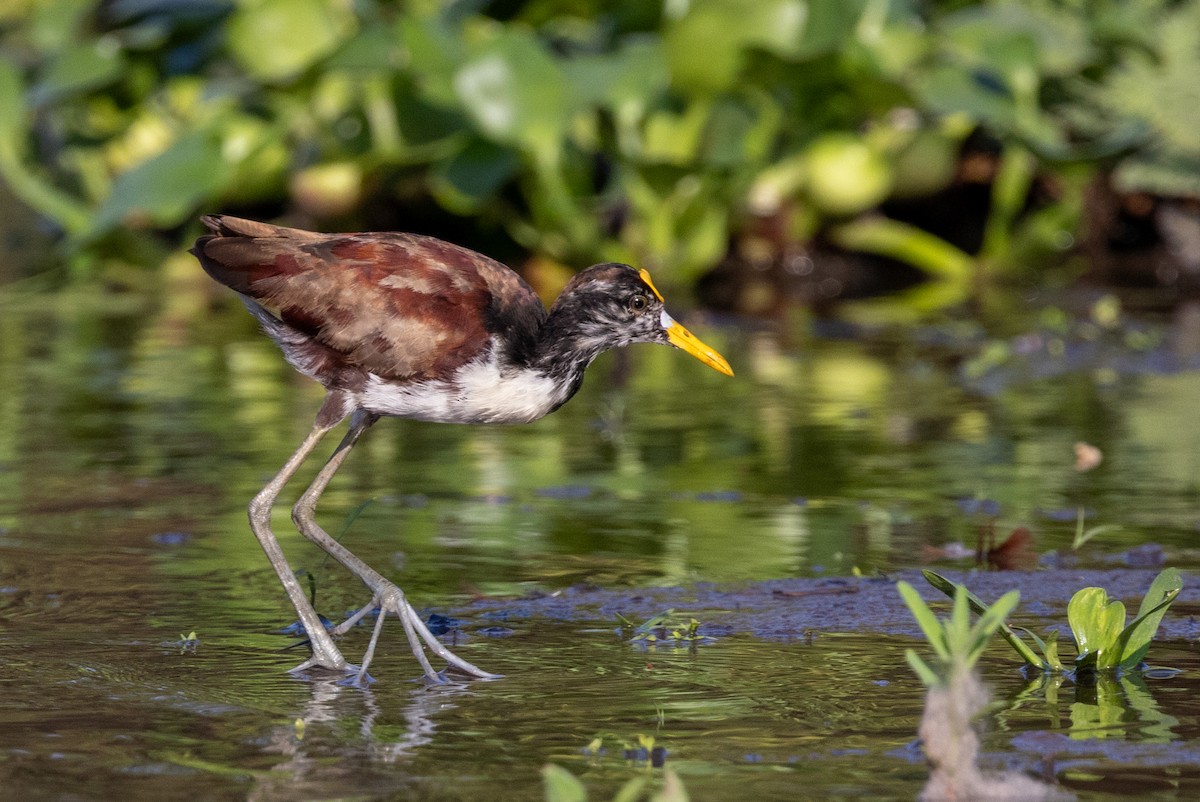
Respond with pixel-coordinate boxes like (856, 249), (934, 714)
(628, 294), (649, 313)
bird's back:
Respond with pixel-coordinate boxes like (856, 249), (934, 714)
(192, 215), (547, 387)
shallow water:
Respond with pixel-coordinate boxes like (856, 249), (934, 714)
(2, 285), (1200, 799)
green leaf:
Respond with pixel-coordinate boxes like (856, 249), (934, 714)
(969, 589), (1020, 660)
(226, 0), (356, 82)
(947, 582), (971, 655)
(912, 65), (1018, 131)
(29, 39), (125, 104)
(563, 39), (669, 113)
(1114, 568), (1183, 669)
(1073, 522), (1121, 551)
(398, 15), (466, 106)
(430, 139), (520, 214)
(88, 128), (227, 236)
(0, 60), (90, 234)
(453, 28), (573, 162)
(1067, 587), (1126, 669)
(897, 581), (949, 662)
(922, 570), (1047, 670)
(1016, 627), (1064, 673)
(541, 764), (586, 802)
(830, 217), (974, 282)
(665, 0), (807, 94)
(1133, 568), (1184, 623)
(612, 776), (649, 802)
(905, 648), (941, 688)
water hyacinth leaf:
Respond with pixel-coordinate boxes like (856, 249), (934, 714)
(454, 29), (573, 162)
(938, 4), (1094, 78)
(792, 0), (865, 57)
(29, 39), (125, 104)
(1133, 568), (1184, 623)
(430, 139), (520, 214)
(89, 128), (227, 235)
(1114, 568), (1183, 669)
(0, 60), (23, 146)
(665, 0), (807, 94)
(803, 134), (894, 217)
(324, 25), (404, 72)
(0, 60), (90, 234)
(922, 570), (1047, 670)
(226, 0), (356, 82)
(563, 39), (669, 113)
(1067, 587), (1126, 669)
(398, 15), (465, 106)
(912, 65), (1018, 132)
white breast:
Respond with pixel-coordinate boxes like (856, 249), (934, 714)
(357, 344), (568, 425)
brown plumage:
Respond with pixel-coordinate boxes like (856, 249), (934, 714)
(193, 214), (732, 683)
(194, 214), (541, 388)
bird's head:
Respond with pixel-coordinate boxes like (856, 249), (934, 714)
(544, 263), (733, 377)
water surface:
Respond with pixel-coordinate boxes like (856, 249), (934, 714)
(2, 285), (1199, 798)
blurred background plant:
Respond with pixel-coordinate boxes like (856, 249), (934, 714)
(2, 0), (1199, 309)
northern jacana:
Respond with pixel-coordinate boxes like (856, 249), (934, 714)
(192, 215), (733, 683)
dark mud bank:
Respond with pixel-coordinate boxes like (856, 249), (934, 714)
(464, 566), (1200, 643)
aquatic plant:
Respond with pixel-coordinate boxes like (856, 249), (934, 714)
(898, 579), (1069, 800)
(922, 568), (1182, 675)
(4, 0), (1200, 292)
(176, 630), (199, 654)
(897, 580), (1018, 687)
(543, 764), (687, 802)
(617, 610), (712, 645)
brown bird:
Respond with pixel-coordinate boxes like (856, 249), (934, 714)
(192, 214), (733, 683)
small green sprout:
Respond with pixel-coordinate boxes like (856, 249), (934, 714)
(177, 630), (199, 653)
(618, 610), (712, 645)
(1071, 510), (1119, 551)
(898, 580), (1019, 687)
(923, 567), (1182, 675)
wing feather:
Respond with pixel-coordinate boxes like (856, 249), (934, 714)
(192, 216), (546, 382)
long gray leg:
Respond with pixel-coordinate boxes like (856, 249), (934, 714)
(290, 410), (500, 682)
(247, 394), (351, 673)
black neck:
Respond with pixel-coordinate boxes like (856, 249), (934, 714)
(523, 303), (617, 402)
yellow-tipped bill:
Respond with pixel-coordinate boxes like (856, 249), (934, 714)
(663, 312), (734, 376)
(639, 269), (733, 376)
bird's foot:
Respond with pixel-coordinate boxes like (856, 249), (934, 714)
(334, 583), (501, 684)
(285, 618), (350, 674)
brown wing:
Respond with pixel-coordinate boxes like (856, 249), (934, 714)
(192, 215), (546, 381)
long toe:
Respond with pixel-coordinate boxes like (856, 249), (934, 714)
(362, 584), (499, 682)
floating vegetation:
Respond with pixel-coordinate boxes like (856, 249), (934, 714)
(922, 568), (1183, 676)
(617, 610), (714, 646)
(899, 579), (1071, 801)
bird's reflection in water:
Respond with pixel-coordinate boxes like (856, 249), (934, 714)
(254, 674), (474, 798)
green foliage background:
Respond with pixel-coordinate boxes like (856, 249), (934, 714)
(1, 0), (1198, 284)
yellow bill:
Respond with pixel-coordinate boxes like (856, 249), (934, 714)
(638, 269), (733, 377)
(662, 312), (734, 377)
